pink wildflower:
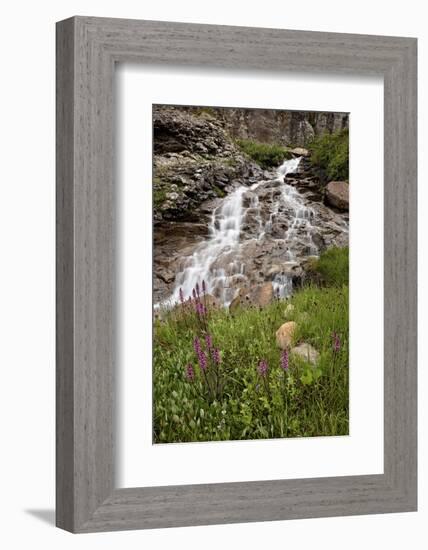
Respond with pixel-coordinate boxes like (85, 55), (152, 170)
(280, 349), (289, 371)
(185, 363), (194, 381)
(212, 348), (221, 365)
(257, 359), (268, 377)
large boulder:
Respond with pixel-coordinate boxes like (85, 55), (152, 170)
(325, 181), (349, 211)
(291, 342), (319, 365)
(275, 321), (297, 349)
(229, 283), (274, 311)
(289, 147), (310, 157)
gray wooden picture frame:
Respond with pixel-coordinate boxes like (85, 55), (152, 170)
(56, 16), (417, 533)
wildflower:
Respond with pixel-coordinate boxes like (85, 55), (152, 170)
(205, 333), (213, 350)
(202, 280), (206, 294)
(196, 282), (200, 298)
(179, 287), (184, 305)
(332, 331), (341, 353)
(193, 337), (207, 371)
(185, 363), (194, 381)
(198, 350), (208, 372)
(193, 337), (201, 356)
(195, 301), (205, 317)
(257, 359), (268, 377)
(280, 349), (289, 371)
(212, 348), (221, 365)
(192, 288), (197, 300)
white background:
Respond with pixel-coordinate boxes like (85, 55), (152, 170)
(118, 67), (384, 487)
(0, 1), (426, 549)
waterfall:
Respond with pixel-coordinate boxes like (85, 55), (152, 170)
(169, 186), (247, 306)
(165, 156), (321, 308)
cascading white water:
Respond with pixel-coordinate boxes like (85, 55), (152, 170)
(169, 185), (247, 306)
(166, 156), (321, 307)
(271, 157), (318, 298)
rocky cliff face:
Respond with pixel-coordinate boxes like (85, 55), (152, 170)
(185, 107), (349, 147)
(153, 106), (264, 223)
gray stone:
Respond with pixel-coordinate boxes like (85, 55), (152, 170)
(325, 181), (349, 211)
(291, 343), (319, 365)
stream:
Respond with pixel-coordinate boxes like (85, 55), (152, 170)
(164, 157), (341, 307)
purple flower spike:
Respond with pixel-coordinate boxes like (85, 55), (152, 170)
(280, 349), (289, 371)
(192, 288), (197, 300)
(198, 350), (207, 372)
(205, 334), (213, 350)
(185, 363), (194, 381)
(212, 348), (221, 365)
(193, 337), (201, 356)
(202, 280), (206, 294)
(193, 337), (207, 371)
(332, 331), (341, 353)
(196, 282), (200, 298)
(257, 359), (268, 377)
(195, 301), (205, 317)
(179, 287), (184, 305)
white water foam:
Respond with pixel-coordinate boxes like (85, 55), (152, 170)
(165, 156), (323, 307)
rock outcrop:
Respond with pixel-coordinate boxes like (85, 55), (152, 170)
(325, 181), (349, 211)
(153, 106), (263, 222)
(229, 283), (274, 311)
(200, 107), (349, 147)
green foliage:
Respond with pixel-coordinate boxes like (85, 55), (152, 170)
(153, 284), (349, 443)
(213, 185), (226, 198)
(153, 189), (167, 208)
(236, 139), (291, 169)
(309, 129), (349, 181)
(314, 247), (349, 287)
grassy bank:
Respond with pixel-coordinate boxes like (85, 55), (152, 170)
(236, 139), (291, 169)
(153, 248), (349, 443)
(309, 129), (349, 181)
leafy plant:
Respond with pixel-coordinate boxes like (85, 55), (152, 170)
(236, 139), (291, 169)
(309, 129), (349, 181)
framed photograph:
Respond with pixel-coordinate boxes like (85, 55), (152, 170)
(56, 17), (417, 532)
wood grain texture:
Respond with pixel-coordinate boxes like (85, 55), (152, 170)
(56, 16), (417, 533)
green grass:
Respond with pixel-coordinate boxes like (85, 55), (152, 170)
(314, 246), (349, 286)
(309, 129), (349, 181)
(236, 139), (291, 169)
(153, 177), (167, 208)
(153, 273), (349, 443)
(153, 188), (167, 208)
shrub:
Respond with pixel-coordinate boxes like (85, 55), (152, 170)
(236, 139), (291, 169)
(309, 129), (349, 181)
(315, 246), (349, 286)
